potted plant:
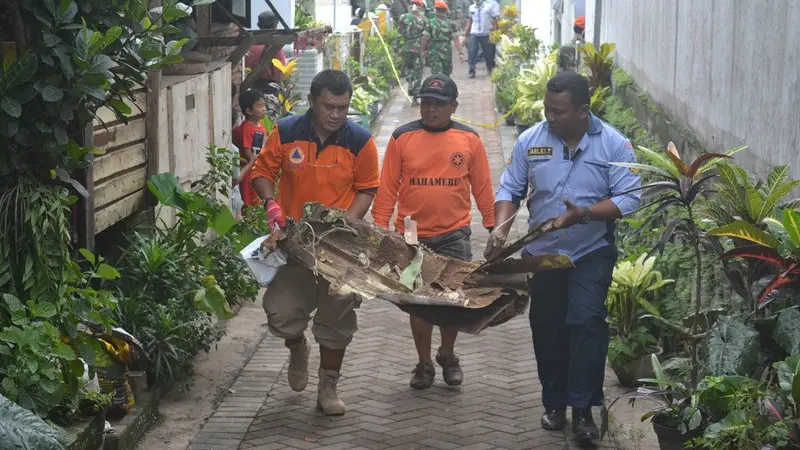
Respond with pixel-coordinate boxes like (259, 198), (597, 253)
(606, 254), (673, 386)
(605, 354), (705, 449)
(612, 142), (743, 386)
(513, 54), (556, 134)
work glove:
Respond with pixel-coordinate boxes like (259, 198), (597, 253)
(484, 229), (507, 261)
(265, 199), (286, 231)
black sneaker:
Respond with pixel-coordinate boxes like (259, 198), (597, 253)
(435, 352), (463, 386)
(541, 409), (567, 431)
(410, 362), (435, 389)
(468, 71), (476, 78)
(572, 408), (600, 441)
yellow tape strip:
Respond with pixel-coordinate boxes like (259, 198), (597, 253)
(366, 16), (513, 129)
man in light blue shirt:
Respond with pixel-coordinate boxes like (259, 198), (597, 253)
(486, 72), (641, 442)
(465, 0), (500, 78)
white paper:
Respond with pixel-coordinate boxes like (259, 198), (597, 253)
(241, 235), (288, 286)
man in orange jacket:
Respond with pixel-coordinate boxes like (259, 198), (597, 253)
(250, 70), (380, 416)
(372, 74), (496, 389)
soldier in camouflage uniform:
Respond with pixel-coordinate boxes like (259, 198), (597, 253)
(427, 1), (464, 76)
(399, 0), (429, 106)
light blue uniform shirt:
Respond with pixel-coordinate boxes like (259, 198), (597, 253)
(469, 0), (500, 36)
(495, 113), (642, 262)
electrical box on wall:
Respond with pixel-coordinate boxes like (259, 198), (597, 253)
(212, 0), (251, 25)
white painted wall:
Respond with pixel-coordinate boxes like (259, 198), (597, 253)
(519, 0), (552, 47)
(599, 0), (800, 177)
(314, 0), (353, 33)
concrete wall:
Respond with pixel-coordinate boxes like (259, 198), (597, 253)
(599, 0), (800, 177)
(519, 0), (552, 47)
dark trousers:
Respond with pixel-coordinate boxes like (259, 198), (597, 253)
(526, 245), (617, 410)
(468, 34), (496, 74)
(419, 226), (473, 262)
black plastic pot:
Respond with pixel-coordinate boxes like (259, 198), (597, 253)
(652, 414), (703, 450)
(504, 113), (516, 126)
(611, 347), (662, 387)
(515, 123), (532, 135)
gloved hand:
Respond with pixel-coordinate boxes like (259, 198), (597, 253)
(265, 199), (286, 230)
(484, 229), (507, 260)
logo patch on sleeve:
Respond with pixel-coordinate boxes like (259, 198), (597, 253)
(527, 146), (553, 157)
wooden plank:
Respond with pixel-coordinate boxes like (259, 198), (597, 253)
(93, 167), (148, 209)
(147, 68), (163, 177)
(170, 74), (211, 181)
(209, 63), (233, 148)
(93, 117), (146, 150)
(93, 143), (147, 182)
(197, 31), (296, 48)
(94, 91), (147, 128)
(94, 190), (146, 234)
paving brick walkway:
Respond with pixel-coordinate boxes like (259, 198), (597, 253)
(187, 65), (617, 450)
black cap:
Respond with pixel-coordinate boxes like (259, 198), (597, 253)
(257, 10), (278, 29)
(416, 74), (458, 100)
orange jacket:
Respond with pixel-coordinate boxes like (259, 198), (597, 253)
(372, 120), (496, 238)
(250, 111), (380, 221)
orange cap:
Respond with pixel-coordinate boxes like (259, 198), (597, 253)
(574, 16), (586, 29)
(435, 0), (448, 9)
(411, 0), (425, 5)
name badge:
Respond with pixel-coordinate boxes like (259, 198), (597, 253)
(527, 146), (553, 157)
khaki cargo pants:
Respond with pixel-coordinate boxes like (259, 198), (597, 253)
(262, 260), (362, 350)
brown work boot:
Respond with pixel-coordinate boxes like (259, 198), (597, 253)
(410, 362), (435, 390)
(436, 350), (463, 386)
(286, 337), (310, 392)
(317, 368), (346, 415)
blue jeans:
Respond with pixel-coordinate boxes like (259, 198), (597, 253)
(468, 34), (496, 74)
(526, 245), (617, 410)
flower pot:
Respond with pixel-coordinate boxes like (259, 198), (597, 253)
(505, 113), (516, 126)
(515, 123), (532, 135)
(610, 347), (662, 387)
(652, 413), (703, 450)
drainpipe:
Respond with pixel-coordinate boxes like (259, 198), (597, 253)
(593, 0), (602, 48)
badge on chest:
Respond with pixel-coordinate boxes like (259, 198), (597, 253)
(527, 146), (553, 157)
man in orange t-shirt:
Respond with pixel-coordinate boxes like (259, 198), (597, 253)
(249, 70), (380, 416)
(372, 74), (496, 390)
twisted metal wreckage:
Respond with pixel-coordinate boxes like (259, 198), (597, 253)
(244, 203), (573, 334)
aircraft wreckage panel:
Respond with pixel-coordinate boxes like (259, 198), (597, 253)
(270, 203), (573, 334)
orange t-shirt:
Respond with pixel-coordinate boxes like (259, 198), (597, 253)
(249, 111), (380, 221)
(372, 120), (496, 238)
(232, 120), (267, 208)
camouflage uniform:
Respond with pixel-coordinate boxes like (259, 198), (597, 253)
(427, 16), (458, 76)
(399, 11), (428, 96)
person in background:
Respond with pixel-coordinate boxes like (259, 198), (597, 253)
(486, 72), (641, 442)
(391, 0), (410, 24)
(373, 74), (496, 390)
(428, 1), (465, 76)
(246, 10), (287, 96)
(572, 16), (586, 44)
(232, 89), (267, 209)
(557, 16), (586, 73)
(399, 0), (429, 106)
(351, 7), (365, 26)
(249, 70), (380, 416)
(465, 0), (499, 78)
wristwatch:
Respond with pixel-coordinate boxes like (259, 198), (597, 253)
(579, 206), (591, 224)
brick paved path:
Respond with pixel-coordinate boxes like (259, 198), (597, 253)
(187, 66), (617, 450)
